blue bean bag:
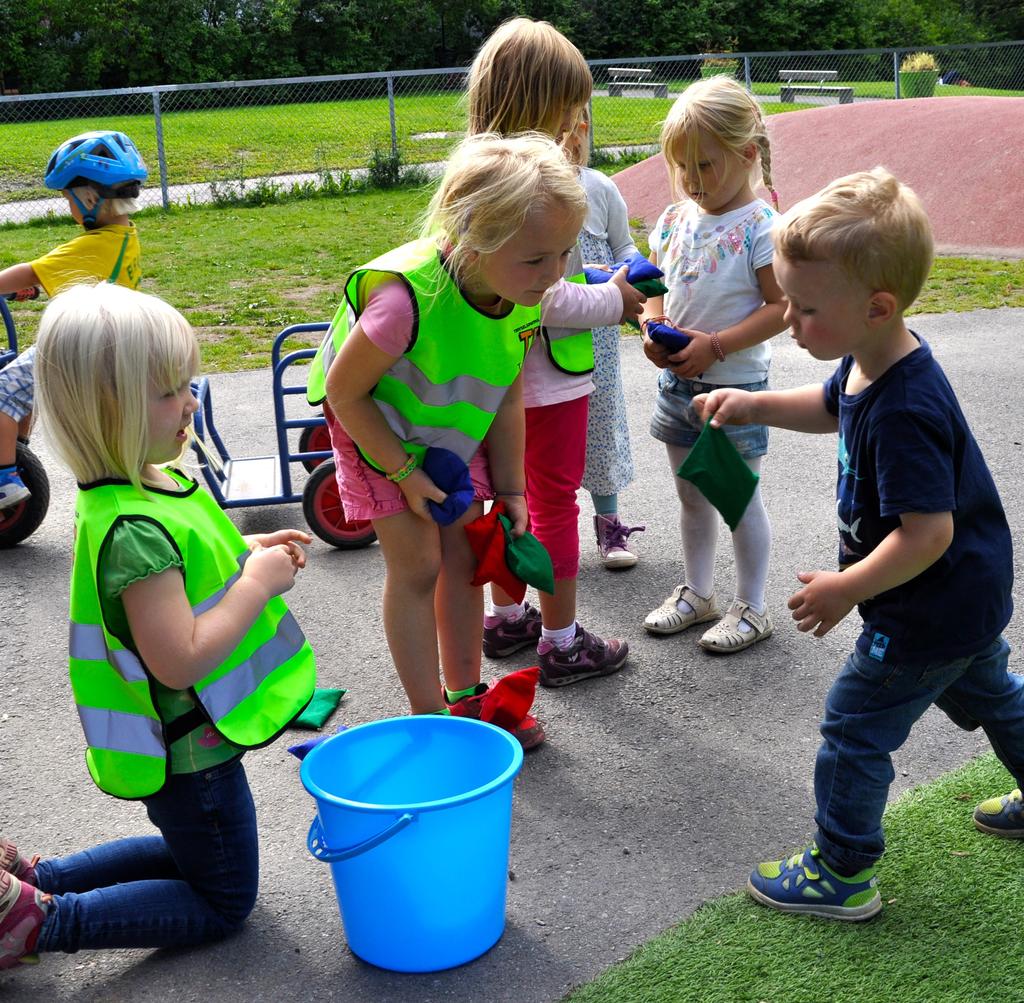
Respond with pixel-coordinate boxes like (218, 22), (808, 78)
(645, 320), (692, 353)
(421, 446), (474, 526)
(584, 250), (663, 286)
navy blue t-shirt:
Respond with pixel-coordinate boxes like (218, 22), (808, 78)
(823, 335), (1012, 665)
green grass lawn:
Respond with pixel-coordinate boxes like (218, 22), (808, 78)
(3, 189), (1021, 371)
(1, 89), (670, 200)
(3, 82), (1021, 203)
(1, 189), (431, 366)
(565, 753), (1022, 1003)
(0, 93), (466, 201)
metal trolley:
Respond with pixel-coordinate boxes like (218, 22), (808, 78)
(189, 322), (376, 550)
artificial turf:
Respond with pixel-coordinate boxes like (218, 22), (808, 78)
(565, 753), (1021, 1003)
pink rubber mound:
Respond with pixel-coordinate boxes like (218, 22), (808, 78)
(613, 97), (1024, 258)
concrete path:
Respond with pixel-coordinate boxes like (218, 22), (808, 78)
(3, 308), (1022, 1002)
(0, 168), (397, 227)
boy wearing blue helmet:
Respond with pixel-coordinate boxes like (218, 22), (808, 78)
(0, 130), (147, 510)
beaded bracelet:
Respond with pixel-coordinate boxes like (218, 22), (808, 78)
(710, 331), (726, 362)
(385, 453), (418, 483)
(641, 315), (671, 336)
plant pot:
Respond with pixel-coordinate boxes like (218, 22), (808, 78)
(899, 70), (938, 98)
(701, 66), (736, 79)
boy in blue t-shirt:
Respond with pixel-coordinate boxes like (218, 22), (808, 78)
(694, 167), (1024, 921)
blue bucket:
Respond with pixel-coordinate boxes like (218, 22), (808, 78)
(300, 715), (524, 972)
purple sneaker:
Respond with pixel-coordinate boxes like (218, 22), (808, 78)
(0, 872), (49, 970)
(483, 602), (543, 658)
(537, 624), (628, 687)
(594, 514), (645, 569)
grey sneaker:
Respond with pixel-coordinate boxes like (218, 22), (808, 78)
(537, 624), (628, 687)
(483, 602), (543, 658)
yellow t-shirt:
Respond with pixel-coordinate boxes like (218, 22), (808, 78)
(31, 223), (142, 297)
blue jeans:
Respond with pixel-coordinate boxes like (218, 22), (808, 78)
(814, 636), (1024, 874)
(35, 758), (258, 953)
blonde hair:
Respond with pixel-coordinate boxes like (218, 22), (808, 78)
(69, 186), (140, 219)
(421, 132), (587, 288)
(774, 167), (934, 310)
(660, 76), (777, 208)
(467, 17), (592, 138)
(35, 282), (198, 494)
(103, 197), (140, 216)
(561, 104), (590, 168)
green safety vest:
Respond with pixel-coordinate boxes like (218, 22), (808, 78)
(68, 471), (316, 800)
(307, 238), (541, 468)
(540, 270), (595, 376)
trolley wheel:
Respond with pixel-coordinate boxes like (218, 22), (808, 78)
(298, 421), (332, 472)
(0, 442), (50, 548)
(302, 460), (376, 549)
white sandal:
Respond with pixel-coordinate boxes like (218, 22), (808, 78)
(699, 600), (772, 653)
(644, 585), (719, 635)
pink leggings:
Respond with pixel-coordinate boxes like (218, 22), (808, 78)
(524, 395), (589, 581)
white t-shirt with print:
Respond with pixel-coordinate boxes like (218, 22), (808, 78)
(649, 198), (777, 385)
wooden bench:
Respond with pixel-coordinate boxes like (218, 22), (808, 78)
(607, 67), (668, 99)
(778, 68), (853, 104)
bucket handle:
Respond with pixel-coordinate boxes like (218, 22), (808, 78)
(307, 813), (415, 863)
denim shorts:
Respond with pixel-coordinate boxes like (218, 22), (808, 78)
(0, 345), (35, 422)
(650, 371), (768, 459)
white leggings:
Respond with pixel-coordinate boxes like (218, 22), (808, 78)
(666, 444), (771, 612)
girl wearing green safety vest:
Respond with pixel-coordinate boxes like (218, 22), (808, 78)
(0, 283), (315, 970)
(314, 133), (585, 749)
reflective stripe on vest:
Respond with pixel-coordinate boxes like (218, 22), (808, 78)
(374, 400), (479, 462)
(542, 271), (595, 375)
(78, 705), (164, 758)
(198, 610), (306, 721)
(70, 622), (148, 684)
(306, 239), (539, 466)
(69, 473), (315, 799)
(69, 551), (249, 683)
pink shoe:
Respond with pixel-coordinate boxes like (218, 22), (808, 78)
(0, 871), (49, 969)
(445, 669), (546, 750)
(0, 838), (39, 886)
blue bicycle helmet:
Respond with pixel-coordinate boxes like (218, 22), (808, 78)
(44, 131), (148, 229)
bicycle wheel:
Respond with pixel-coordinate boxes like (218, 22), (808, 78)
(0, 442), (50, 548)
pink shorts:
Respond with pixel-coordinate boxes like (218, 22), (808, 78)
(324, 406), (495, 522)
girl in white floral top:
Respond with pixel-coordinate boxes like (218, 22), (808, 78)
(640, 76), (788, 655)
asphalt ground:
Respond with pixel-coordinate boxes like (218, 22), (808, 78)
(2, 307), (1022, 1002)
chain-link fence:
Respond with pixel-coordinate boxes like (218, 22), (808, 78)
(1, 40), (1020, 225)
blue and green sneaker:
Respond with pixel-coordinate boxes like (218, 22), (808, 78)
(747, 844), (881, 921)
(973, 789), (1024, 838)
